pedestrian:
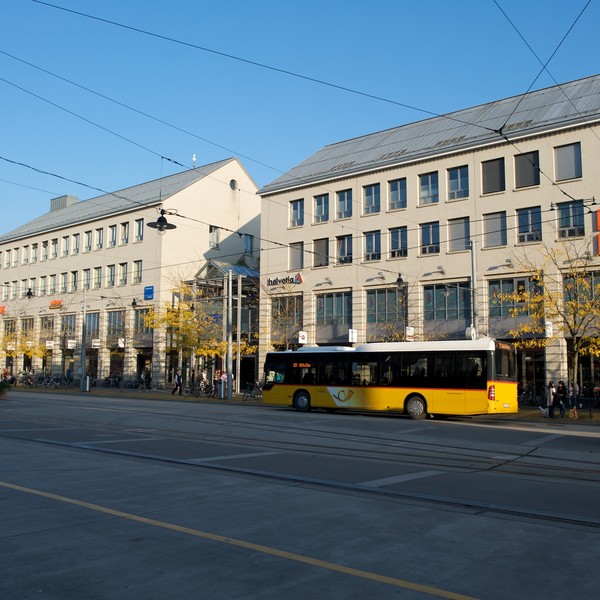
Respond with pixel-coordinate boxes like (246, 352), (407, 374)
(172, 368), (182, 395)
(556, 380), (568, 418)
(546, 381), (556, 418)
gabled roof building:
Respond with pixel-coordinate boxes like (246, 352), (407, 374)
(259, 74), (600, 399)
(0, 158), (260, 388)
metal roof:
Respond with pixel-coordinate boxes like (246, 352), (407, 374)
(260, 74), (600, 195)
(0, 158), (236, 243)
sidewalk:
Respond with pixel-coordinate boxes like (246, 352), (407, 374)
(7, 384), (262, 405)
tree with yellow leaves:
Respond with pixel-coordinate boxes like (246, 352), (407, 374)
(496, 240), (600, 387)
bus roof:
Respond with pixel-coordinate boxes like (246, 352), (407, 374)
(267, 338), (504, 356)
(355, 338), (499, 353)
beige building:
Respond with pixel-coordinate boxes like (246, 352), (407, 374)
(0, 158), (259, 387)
(259, 74), (600, 399)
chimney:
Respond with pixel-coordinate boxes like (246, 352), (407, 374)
(50, 195), (79, 211)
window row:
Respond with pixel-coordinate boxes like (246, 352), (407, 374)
(288, 143), (582, 226)
(0, 219), (145, 270)
(288, 200), (583, 269)
(2, 261), (143, 300)
(2, 309), (152, 340)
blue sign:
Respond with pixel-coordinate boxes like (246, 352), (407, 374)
(144, 286), (154, 300)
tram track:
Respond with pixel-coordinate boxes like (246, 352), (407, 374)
(3, 396), (600, 486)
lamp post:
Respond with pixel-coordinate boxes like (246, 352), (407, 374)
(467, 240), (478, 340)
(80, 287), (88, 391)
(226, 270), (233, 400)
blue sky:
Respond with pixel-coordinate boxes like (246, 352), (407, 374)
(1, 0), (598, 234)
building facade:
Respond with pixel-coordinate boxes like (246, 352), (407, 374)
(258, 75), (600, 399)
(0, 158), (260, 387)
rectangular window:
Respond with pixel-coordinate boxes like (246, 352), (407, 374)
(94, 267), (102, 289)
(314, 194), (329, 223)
(107, 310), (126, 337)
(420, 222), (440, 254)
(11, 281), (17, 299)
(41, 241), (48, 261)
(336, 189), (352, 219)
(31, 243), (38, 263)
(489, 278), (537, 318)
(83, 269), (91, 290)
(21, 279), (27, 298)
(84, 231), (92, 252)
(290, 199), (304, 227)
(243, 234), (254, 255)
(367, 288), (407, 324)
(448, 166), (469, 200)
(107, 265), (115, 287)
(2, 282), (8, 301)
(314, 238), (329, 267)
(4, 250), (10, 268)
(40, 276), (47, 296)
(363, 183), (380, 214)
(134, 308), (151, 335)
(135, 218), (144, 242)
(482, 158), (505, 194)
(557, 200), (585, 238)
(120, 222), (129, 245)
(316, 291), (352, 326)
(119, 263), (128, 286)
(51, 239), (58, 258)
(12, 248), (19, 266)
(70, 271), (78, 292)
(133, 260), (142, 284)
(86, 313), (100, 338)
(364, 231), (381, 261)
(95, 228), (103, 250)
(555, 142), (582, 181)
(62, 236), (69, 256)
(337, 235), (352, 264)
(448, 217), (471, 252)
(424, 282), (471, 321)
(289, 242), (304, 270)
(49, 275), (56, 294)
(22, 245), (29, 264)
(483, 212), (507, 248)
(419, 172), (439, 205)
(108, 225), (117, 248)
(517, 206), (542, 243)
(60, 273), (68, 294)
(61, 314), (77, 337)
(389, 178), (407, 210)
(209, 225), (220, 248)
(389, 226), (408, 258)
(72, 234), (80, 255)
(515, 151), (540, 188)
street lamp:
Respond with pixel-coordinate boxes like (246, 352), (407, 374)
(147, 209), (177, 234)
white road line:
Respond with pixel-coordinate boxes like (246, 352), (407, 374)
(360, 470), (445, 487)
(189, 451), (281, 463)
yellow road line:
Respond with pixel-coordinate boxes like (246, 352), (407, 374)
(0, 480), (478, 600)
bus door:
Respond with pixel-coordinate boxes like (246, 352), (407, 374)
(460, 353), (487, 413)
(432, 353), (464, 413)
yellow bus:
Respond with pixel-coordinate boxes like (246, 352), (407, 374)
(262, 338), (517, 419)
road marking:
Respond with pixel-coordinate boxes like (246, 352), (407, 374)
(0, 480), (478, 600)
(188, 451), (281, 463)
(522, 434), (563, 447)
(360, 470), (445, 487)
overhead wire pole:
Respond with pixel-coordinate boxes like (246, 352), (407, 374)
(227, 270), (233, 400)
(79, 287), (88, 391)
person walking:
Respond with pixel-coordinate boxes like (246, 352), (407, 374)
(546, 381), (556, 418)
(556, 380), (568, 418)
(172, 368), (182, 395)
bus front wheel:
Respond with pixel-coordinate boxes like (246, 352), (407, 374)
(406, 395), (427, 420)
(294, 391), (311, 412)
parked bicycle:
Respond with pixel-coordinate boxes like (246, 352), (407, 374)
(243, 381), (262, 401)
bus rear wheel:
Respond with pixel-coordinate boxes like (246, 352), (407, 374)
(294, 391), (311, 412)
(406, 395), (427, 420)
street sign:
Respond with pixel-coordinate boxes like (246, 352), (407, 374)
(144, 286), (154, 300)
(405, 326), (415, 342)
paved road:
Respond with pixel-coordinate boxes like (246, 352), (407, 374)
(1, 391), (599, 600)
